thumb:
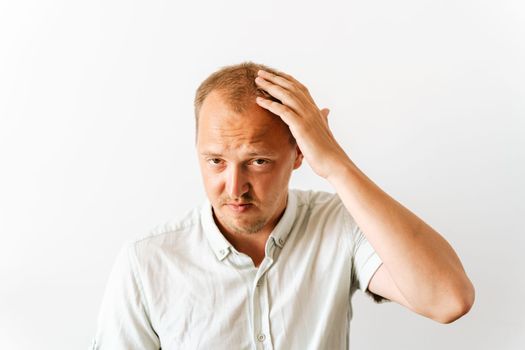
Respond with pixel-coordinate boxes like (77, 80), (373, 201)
(320, 108), (330, 121)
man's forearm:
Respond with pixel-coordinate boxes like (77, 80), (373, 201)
(327, 156), (475, 319)
(253, 68), (474, 319)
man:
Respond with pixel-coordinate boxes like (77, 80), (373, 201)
(91, 62), (475, 349)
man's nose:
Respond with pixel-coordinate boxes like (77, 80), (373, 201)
(226, 165), (249, 200)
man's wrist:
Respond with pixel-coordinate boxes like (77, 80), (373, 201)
(325, 156), (361, 186)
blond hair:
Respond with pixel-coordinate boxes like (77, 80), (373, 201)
(193, 61), (295, 144)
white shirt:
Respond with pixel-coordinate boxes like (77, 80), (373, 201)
(91, 189), (384, 350)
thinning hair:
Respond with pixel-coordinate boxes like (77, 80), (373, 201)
(193, 61), (295, 144)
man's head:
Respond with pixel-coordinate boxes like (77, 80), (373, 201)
(194, 61), (303, 236)
(194, 61), (296, 144)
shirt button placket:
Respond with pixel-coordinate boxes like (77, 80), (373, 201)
(253, 253), (275, 349)
(258, 275), (273, 349)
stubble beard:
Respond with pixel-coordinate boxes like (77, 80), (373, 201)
(214, 192), (268, 235)
(213, 190), (286, 236)
(215, 207), (268, 235)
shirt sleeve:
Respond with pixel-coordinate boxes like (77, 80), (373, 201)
(91, 242), (161, 349)
(343, 203), (389, 303)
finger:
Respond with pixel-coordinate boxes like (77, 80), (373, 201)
(255, 76), (304, 114)
(269, 70), (307, 92)
(275, 71), (313, 100)
(321, 108), (330, 119)
(257, 69), (296, 92)
(258, 69), (311, 97)
(320, 108), (330, 125)
(255, 96), (299, 127)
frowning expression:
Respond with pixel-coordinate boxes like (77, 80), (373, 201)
(196, 90), (303, 236)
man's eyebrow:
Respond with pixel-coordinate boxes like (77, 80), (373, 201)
(246, 151), (276, 157)
(199, 151), (277, 157)
(200, 152), (223, 157)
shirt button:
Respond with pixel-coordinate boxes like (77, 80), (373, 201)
(278, 238), (284, 245)
(257, 333), (266, 342)
(219, 249), (225, 255)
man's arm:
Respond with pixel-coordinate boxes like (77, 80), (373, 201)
(254, 69), (475, 324)
(329, 162), (474, 323)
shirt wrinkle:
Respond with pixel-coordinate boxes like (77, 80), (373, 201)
(92, 189), (385, 350)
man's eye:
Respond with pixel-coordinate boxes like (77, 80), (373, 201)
(252, 159), (269, 166)
(208, 158), (223, 165)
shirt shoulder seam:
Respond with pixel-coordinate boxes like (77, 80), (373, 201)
(132, 213), (201, 245)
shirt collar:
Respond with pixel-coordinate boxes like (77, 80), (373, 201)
(201, 198), (232, 261)
(200, 189), (298, 262)
(269, 189), (297, 249)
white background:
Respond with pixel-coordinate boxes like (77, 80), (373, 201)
(1, 0), (524, 349)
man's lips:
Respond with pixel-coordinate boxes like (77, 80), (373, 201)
(224, 203), (253, 213)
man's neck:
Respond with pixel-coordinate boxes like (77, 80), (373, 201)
(213, 207), (287, 267)
(212, 193), (289, 267)
(222, 230), (269, 267)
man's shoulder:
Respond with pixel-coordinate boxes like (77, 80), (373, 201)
(290, 188), (350, 228)
(126, 204), (205, 253)
(291, 188), (342, 209)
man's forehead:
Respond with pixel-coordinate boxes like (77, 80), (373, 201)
(198, 91), (291, 149)
(199, 138), (279, 157)
(204, 122), (273, 142)
(200, 101), (276, 131)
(198, 114), (288, 154)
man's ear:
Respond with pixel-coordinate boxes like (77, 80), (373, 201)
(293, 145), (303, 170)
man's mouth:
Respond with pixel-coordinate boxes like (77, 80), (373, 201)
(225, 203), (253, 213)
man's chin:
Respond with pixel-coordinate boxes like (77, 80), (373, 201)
(213, 205), (268, 234)
(223, 217), (267, 235)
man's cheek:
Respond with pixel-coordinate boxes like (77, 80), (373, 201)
(204, 175), (222, 191)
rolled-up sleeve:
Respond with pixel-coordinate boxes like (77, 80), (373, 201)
(340, 199), (388, 303)
(351, 224), (386, 302)
(91, 242), (160, 349)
